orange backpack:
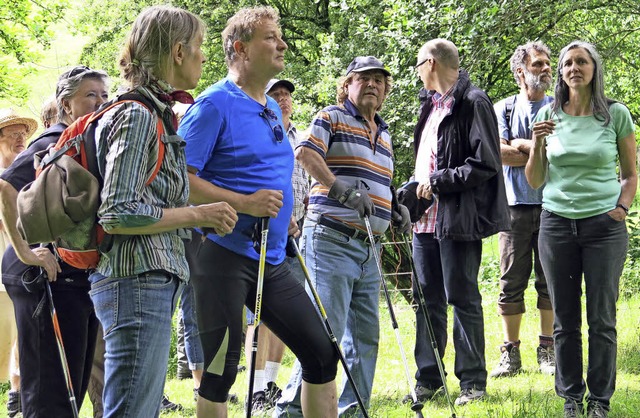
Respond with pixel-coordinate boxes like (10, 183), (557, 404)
(17, 92), (166, 270)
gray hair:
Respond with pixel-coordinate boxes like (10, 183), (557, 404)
(119, 5), (205, 88)
(510, 41), (551, 86)
(221, 6), (280, 66)
(551, 41), (611, 125)
(55, 66), (109, 122)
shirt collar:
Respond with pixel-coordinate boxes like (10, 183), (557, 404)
(344, 99), (389, 131)
(432, 83), (456, 110)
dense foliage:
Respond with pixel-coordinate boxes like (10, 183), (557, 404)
(0, 0), (68, 100)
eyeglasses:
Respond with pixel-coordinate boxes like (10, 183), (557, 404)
(3, 131), (28, 140)
(259, 107), (285, 143)
(414, 57), (434, 69)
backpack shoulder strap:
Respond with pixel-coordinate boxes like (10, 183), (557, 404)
(504, 95), (517, 141)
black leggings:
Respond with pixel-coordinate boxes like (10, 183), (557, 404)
(187, 236), (338, 402)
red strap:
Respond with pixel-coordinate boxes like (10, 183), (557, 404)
(146, 118), (165, 186)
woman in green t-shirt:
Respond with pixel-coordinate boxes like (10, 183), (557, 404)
(526, 41), (637, 418)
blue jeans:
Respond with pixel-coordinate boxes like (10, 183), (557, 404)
(539, 210), (627, 410)
(89, 271), (182, 418)
(412, 233), (486, 390)
(179, 281), (204, 369)
(276, 218), (380, 417)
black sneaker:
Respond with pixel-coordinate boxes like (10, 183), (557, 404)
(402, 385), (441, 404)
(489, 342), (522, 378)
(587, 401), (608, 418)
(455, 387), (486, 406)
(7, 391), (21, 418)
(265, 381), (282, 408)
(564, 400), (584, 418)
(249, 391), (267, 413)
(160, 394), (184, 412)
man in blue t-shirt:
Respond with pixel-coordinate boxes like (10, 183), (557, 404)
(177, 6), (337, 418)
(491, 41), (556, 378)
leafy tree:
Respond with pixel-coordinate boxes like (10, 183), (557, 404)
(0, 0), (68, 100)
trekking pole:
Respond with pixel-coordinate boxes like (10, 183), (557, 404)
(45, 279), (80, 418)
(402, 235), (458, 418)
(246, 217), (270, 418)
(287, 236), (370, 418)
(363, 217), (424, 418)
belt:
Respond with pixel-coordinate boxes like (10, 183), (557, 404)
(316, 216), (380, 243)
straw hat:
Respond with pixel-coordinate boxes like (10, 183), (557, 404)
(0, 108), (39, 140)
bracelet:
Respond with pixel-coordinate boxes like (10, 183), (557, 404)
(616, 203), (629, 214)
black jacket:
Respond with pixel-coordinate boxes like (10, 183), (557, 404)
(414, 70), (509, 240)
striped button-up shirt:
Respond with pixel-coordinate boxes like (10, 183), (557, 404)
(95, 86), (190, 280)
(288, 124), (309, 221)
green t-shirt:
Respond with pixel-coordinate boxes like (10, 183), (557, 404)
(534, 102), (634, 219)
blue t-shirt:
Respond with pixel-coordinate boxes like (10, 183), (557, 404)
(179, 78), (294, 264)
(494, 94), (553, 205)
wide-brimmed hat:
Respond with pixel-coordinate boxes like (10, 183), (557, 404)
(346, 56), (391, 77)
(266, 79), (295, 94)
(0, 108), (38, 140)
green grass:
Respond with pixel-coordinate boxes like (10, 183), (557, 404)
(2, 236), (640, 418)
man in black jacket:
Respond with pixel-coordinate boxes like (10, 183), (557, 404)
(408, 38), (509, 406)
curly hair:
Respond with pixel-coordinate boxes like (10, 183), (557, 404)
(509, 41), (551, 87)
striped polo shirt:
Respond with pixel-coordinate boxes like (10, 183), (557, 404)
(301, 99), (393, 235)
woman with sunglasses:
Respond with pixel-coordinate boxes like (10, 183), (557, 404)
(87, 6), (237, 417)
(178, 6), (338, 417)
(0, 65), (108, 417)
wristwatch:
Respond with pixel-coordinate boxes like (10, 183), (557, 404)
(616, 203), (629, 214)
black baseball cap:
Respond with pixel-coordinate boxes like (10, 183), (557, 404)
(346, 56), (391, 76)
(265, 79), (295, 94)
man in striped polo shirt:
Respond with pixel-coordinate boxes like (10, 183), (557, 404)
(276, 56), (410, 417)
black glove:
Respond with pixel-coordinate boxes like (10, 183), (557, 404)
(328, 178), (375, 218)
(391, 204), (412, 235)
(286, 236), (298, 258)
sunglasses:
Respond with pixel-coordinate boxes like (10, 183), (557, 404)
(259, 107), (285, 143)
(66, 65), (92, 78)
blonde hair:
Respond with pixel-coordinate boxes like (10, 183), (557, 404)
(119, 5), (205, 88)
(221, 6), (280, 66)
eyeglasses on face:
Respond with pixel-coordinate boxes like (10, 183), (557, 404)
(259, 107), (285, 143)
(414, 57), (434, 69)
(2, 131), (28, 140)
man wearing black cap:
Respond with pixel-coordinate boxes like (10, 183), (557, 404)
(276, 56), (410, 417)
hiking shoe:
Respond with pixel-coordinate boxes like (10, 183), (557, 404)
(265, 381), (282, 407)
(587, 402), (608, 418)
(7, 391), (21, 418)
(537, 345), (556, 375)
(402, 385), (441, 404)
(537, 345), (556, 376)
(564, 401), (584, 418)
(160, 394), (184, 412)
(454, 387), (486, 406)
(250, 391), (267, 413)
(489, 343), (522, 377)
